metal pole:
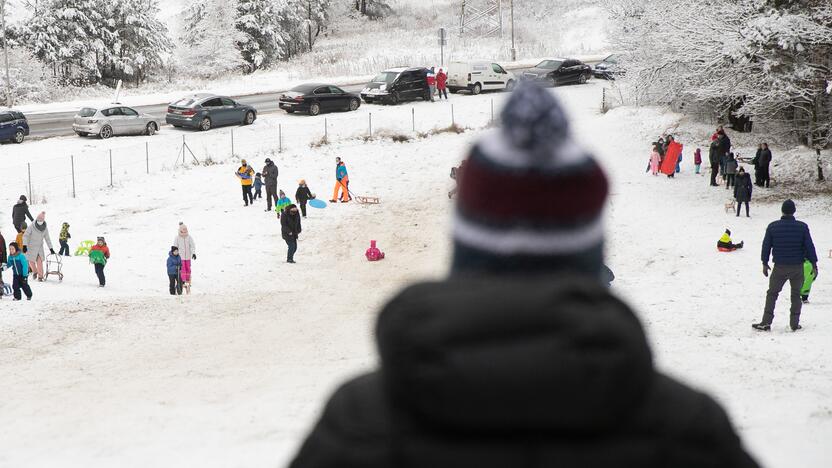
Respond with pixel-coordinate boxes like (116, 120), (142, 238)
(279, 124), (283, 152)
(109, 150), (113, 187)
(490, 99), (494, 123)
(145, 142), (149, 174)
(181, 135), (186, 165)
(71, 155), (76, 198)
(451, 104), (455, 126)
(325, 118), (328, 140)
(231, 128), (235, 157)
(412, 107), (415, 132)
(369, 113), (373, 137)
(510, 0), (516, 61)
(27, 162), (31, 201)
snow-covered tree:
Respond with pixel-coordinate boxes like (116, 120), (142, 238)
(235, 0), (284, 71)
(603, 0), (832, 147)
(178, 0), (246, 78)
(104, 0), (172, 84)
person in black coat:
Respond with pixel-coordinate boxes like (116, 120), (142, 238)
(11, 195), (34, 233)
(295, 180), (314, 218)
(734, 167), (753, 217)
(751, 144), (763, 186)
(262, 158), (279, 212)
(0, 229), (6, 297)
(759, 143), (772, 188)
(708, 139), (721, 186)
(280, 204), (301, 263)
(289, 84), (759, 468)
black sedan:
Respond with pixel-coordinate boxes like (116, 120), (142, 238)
(279, 84), (361, 116)
(521, 58), (592, 87)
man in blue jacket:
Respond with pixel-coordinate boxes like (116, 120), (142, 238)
(753, 200), (818, 332)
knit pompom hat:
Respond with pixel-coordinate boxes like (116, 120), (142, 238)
(452, 82), (608, 277)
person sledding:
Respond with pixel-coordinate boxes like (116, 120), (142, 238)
(717, 229), (744, 252)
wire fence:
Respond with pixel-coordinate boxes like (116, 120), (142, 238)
(1, 97), (502, 206)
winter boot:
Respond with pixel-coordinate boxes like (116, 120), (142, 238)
(791, 324), (803, 332)
(752, 323), (771, 332)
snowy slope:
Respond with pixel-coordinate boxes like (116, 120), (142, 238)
(0, 83), (830, 467)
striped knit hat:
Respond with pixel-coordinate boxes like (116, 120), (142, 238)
(452, 82), (608, 276)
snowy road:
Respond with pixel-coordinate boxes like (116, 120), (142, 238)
(0, 82), (829, 467)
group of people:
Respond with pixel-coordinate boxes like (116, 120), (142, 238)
(1, 195), (110, 300)
(647, 134), (682, 177)
(235, 156), (357, 264)
(425, 67), (449, 102)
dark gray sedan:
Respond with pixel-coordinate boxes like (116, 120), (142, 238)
(166, 94), (257, 131)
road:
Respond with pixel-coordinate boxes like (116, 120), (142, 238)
(24, 62), (601, 140)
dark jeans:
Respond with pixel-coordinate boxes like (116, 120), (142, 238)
(299, 202), (307, 217)
(13, 274), (32, 300)
(59, 240), (70, 256)
(726, 174), (735, 187)
(169, 274), (182, 295)
(254, 188), (262, 200)
(736, 201), (749, 216)
(94, 263), (106, 286)
(438, 87), (448, 99)
(241, 186), (253, 205)
(759, 165), (770, 187)
(710, 167), (719, 186)
(265, 184), (277, 210)
(761, 264), (804, 328)
(285, 238), (298, 262)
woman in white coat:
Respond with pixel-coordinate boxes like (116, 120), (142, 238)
(173, 223), (196, 287)
(23, 212), (55, 281)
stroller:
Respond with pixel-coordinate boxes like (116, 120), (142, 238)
(44, 253), (64, 281)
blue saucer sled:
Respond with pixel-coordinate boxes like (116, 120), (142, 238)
(309, 199), (327, 209)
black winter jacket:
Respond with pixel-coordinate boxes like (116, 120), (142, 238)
(12, 201), (33, 228)
(290, 276), (760, 468)
(281, 209), (302, 240)
(296, 186), (313, 204)
(759, 149), (772, 167)
(709, 141), (720, 167)
(262, 162), (279, 186)
(734, 173), (753, 202)
(0, 233), (6, 264)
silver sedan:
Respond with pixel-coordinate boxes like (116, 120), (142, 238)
(73, 106), (162, 139)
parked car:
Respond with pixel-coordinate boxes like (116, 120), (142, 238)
(166, 94), (257, 131)
(0, 110), (29, 143)
(522, 58), (592, 86)
(279, 83), (361, 116)
(593, 54), (623, 79)
(360, 67), (430, 105)
(446, 61), (516, 95)
(73, 106), (162, 139)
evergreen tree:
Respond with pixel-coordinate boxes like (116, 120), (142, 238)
(235, 0), (283, 71)
(178, 0), (245, 78)
(105, 0), (173, 84)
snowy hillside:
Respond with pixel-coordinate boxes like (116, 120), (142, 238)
(1, 82), (830, 467)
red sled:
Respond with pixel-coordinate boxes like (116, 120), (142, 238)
(660, 141), (683, 175)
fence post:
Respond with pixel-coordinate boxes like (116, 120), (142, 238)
(279, 124), (283, 152)
(71, 155), (76, 198)
(109, 150), (113, 187)
(231, 128), (235, 157)
(145, 142), (149, 174)
(412, 107), (415, 132)
(601, 88), (606, 113)
(325, 118), (328, 140)
(451, 104), (455, 126)
(27, 163), (32, 201)
(490, 99), (494, 123)
(369, 113), (373, 137)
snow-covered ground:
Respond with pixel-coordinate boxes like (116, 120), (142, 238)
(1, 82), (830, 467)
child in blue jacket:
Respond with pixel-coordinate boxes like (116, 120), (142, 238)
(6, 242), (32, 300)
(167, 246), (183, 295)
(253, 173), (264, 200)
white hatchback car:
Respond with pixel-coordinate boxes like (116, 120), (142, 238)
(73, 105), (162, 139)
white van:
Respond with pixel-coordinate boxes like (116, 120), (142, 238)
(445, 61), (516, 95)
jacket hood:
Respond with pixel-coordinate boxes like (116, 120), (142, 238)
(376, 275), (653, 433)
(178, 224), (189, 236)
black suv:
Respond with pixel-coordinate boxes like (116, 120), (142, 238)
(361, 67), (430, 105)
(0, 110), (30, 143)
